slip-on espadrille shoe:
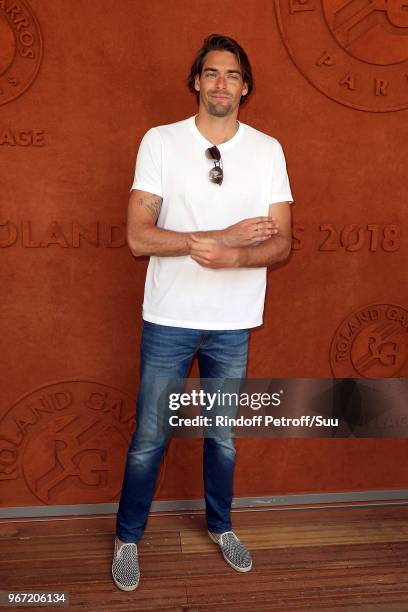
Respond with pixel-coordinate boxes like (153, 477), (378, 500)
(208, 530), (253, 572)
(111, 536), (140, 591)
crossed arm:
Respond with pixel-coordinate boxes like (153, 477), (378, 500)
(126, 189), (292, 268)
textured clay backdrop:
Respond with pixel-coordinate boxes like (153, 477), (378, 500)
(0, 0), (407, 508)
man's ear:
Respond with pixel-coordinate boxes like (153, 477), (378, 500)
(242, 82), (249, 96)
(194, 74), (200, 92)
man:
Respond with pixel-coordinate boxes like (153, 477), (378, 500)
(112, 33), (293, 591)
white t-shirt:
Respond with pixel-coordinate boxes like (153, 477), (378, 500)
(130, 115), (293, 330)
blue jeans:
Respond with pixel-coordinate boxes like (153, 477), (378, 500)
(116, 320), (249, 543)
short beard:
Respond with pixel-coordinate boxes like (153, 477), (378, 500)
(206, 100), (233, 117)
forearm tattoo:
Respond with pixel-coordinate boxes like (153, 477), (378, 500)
(136, 195), (163, 222)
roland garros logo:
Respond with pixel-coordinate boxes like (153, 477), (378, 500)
(0, 0), (42, 105)
(330, 304), (408, 377)
(275, 0), (408, 112)
(0, 381), (168, 505)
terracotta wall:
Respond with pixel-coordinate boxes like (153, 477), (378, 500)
(1, 0), (407, 510)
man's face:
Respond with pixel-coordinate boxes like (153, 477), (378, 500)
(194, 50), (249, 118)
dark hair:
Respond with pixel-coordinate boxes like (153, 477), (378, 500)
(186, 34), (254, 106)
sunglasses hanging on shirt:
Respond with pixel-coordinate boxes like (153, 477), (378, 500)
(206, 145), (223, 186)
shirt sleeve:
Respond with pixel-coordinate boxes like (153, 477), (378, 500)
(129, 127), (163, 197)
(267, 140), (294, 205)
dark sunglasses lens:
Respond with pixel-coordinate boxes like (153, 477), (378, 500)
(207, 146), (221, 162)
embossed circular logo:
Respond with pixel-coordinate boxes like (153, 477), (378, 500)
(330, 304), (408, 377)
(0, 381), (168, 504)
(275, 0), (408, 112)
(0, 0), (42, 105)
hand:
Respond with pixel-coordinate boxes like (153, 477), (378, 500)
(188, 235), (241, 269)
(220, 216), (279, 248)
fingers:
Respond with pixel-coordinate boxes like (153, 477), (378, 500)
(247, 216), (275, 223)
(255, 225), (277, 237)
(242, 216), (278, 226)
(254, 221), (279, 230)
(243, 218), (280, 238)
(251, 223), (279, 244)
